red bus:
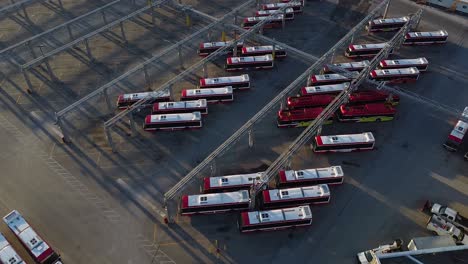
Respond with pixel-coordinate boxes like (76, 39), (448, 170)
(261, 2), (303, 13)
(200, 74), (250, 90)
(198, 41), (244, 56)
(404, 30), (448, 45)
(238, 205), (312, 233)
(241, 45), (287, 58)
(225, 55), (274, 71)
(278, 166), (344, 187)
(116, 90), (170, 109)
(312, 132), (375, 153)
(322, 60), (370, 74)
(0, 232), (24, 264)
(261, 185), (330, 209)
(301, 83), (349, 96)
(202, 172), (263, 193)
(348, 90), (400, 106)
(379, 58), (429, 72)
(3, 210), (62, 264)
(338, 103), (396, 123)
(286, 94), (335, 109)
(310, 73), (356, 86)
(345, 43), (392, 58)
(366, 16), (409, 32)
(181, 87), (234, 103)
(179, 190), (250, 215)
(255, 8), (294, 20)
(242, 15), (283, 29)
(277, 107), (332, 128)
(143, 112), (202, 131)
(152, 99), (208, 115)
(443, 107), (468, 151)
(369, 67), (420, 83)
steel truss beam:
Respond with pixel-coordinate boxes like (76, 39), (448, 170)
(20, 0), (169, 69)
(0, 0), (41, 17)
(163, 0), (391, 208)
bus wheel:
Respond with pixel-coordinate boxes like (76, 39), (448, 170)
(376, 118), (381, 122)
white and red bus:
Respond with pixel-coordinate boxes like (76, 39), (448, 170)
(312, 132), (375, 153)
(241, 45), (287, 58)
(345, 43), (392, 58)
(443, 106), (468, 151)
(3, 210), (62, 264)
(348, 90), (400, 106)
(278, 166), (344, 187)
(198, 41), (244, 56)
(181, 87), (234, 103)
(369, 67), (420, 83)
(202, 172), (263, 193)
(255, 8), (295, 20)
(379, 58), (429, 72)
(403, 30), (448, 45)
(261, 2), (303, 13)
(143, 112), (202, 131)
(322, 60), (370, 74)
(238, 205), (312, 233)
(261, 185), (330, 209)
(287, 94), (335, 109)
(225, 55), (274, 71)
(179, 190), (250, 215)
(0, 232), (24, 264)
(242, 15), (284, 29)
(309, 73), (356, 86)
(338, 103), (396, 122)
(116, 90), (171, 109)
(200, 74), (250, 90)
(152, 99), (208, 115)
(366, 16), (409, 32)
(277, 107), (333, 128)
(301, 83), (349, 96)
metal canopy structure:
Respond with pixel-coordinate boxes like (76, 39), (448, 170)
(248, 9), (423, 209)
(101, 1), (294, 151)
(0, 0), (41, 17)
(163, 0), (393, 221)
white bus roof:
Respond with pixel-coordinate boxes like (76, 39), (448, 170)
(263, 2), (302, 8)
(246, 205), (312, 225)
(208, 172), (263, 188)
(350, 43), (387, 50)
(380, 58), (428, 67)
(3, 210), (50, 259)
(201, 41), (244, 48)
(332, 61), (370, 69)
(371, 16), (409, 25)
(228, 54), (273, 64)
(317, 132), (375, 145)
(449, 117), (468, 142)
(184, 87), (233, 97)
(155, 100), (207, 110)
(201, 74), (249, 85)
(266, 185), (330, 202)
(245, 14), (284, 22)
(282, 166), (343, 182)
(243, 45), (284, 53)
(186, 190), (250, 207)
(312, 73), (354, 81)
(257, 8), (294, 15)
(407, 30), (448, 38)
(147, 112), (201, 123)
(121, 90), (170, 101)
(0, 233), (24, 264)
(303, 83), (349, 94)
(371, 67), (419, 76)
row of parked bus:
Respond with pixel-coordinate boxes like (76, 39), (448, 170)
(0, 210), (62, 264)
(115, 74), (252, 131)
(180, 165), (344, 232)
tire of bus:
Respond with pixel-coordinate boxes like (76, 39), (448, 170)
(376, 118), (381, 122)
